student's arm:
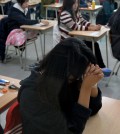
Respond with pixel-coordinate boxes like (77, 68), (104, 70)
(11, 13), (39, 25)
(89, 85), (102, 116)
(60, 11), (90, 31)
(68, 64), (104, 134)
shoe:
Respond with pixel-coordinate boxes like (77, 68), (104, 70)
(29, 62), (40, 70)
(102, 68), (112, 77)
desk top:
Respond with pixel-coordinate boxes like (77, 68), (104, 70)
(80, 5), (102, 11)
(21, 20), (55, 31)
(0, 14), (7, 20)
(83, 97), (120, 134)
(29, 0), (41, 7)
(0, 0), (10, 4)
(0, 75), (20, 113)
(69, 26), (109, 39)
(44, 3), (62, 8)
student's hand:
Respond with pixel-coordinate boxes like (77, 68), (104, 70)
(81, 64), (104, 89)
(88, 25), (101, 31)
(87, 2), (91, 7)
(41, 20), (49, 26)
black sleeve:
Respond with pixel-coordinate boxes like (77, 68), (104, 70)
(89, 88), (102, 116)
(68, 103), (91, 134)
(11, 13), (39, 25)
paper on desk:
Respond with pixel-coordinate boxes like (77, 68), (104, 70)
(33, 23), (47, 27)
(0, 92), (3, 97)
(90, 31), (99, 36)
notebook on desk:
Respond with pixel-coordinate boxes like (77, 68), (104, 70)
(33, 23), (49, 27)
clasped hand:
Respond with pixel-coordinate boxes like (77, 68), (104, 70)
(88, 24), (101, 31)
(82, 64), (104, 89)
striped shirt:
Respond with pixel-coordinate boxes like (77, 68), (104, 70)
(59, 11), (91, 40)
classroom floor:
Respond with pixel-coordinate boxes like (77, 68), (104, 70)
(0, 23), (120, 129)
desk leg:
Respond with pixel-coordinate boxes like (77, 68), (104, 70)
(92, 39), (95, 55)
(46, 8), (48, 19)
(39, 33), (44, 58)
(1, 5), (4, 15)
(89, 12), (92, 23)
(43, 33), (46, 56)
(55, 9), (57, 20)
(106, 34), (109, 67)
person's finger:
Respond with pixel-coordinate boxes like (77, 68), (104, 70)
(85, 64), (91, 74)
(88, 64), (96, 74)
(97, 73), (104, 79)
(93, 68), (102, 75)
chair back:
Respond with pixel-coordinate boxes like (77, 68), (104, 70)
(4, 101), (23, 134)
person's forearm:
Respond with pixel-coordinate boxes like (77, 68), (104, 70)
(78, 84), (91, 108)
(90, 84), (98, 97)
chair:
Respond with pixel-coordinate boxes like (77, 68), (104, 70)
(105, 31), (120, 87)
(4, 101), (23, 134)
(5, 29), (39, 70)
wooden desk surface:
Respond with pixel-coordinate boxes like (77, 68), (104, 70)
(83, 97), (120, 134)
(69, 26), (109, 39)
(0, 0), (10, 4)
(80, 5), (102, 11)
(28, 0), (41, 7)
(44, 3), (62, 8)
(0, 75), (20, 114)
(20, 20), (55, 31)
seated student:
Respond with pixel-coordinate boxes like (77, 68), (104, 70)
(7, 0), (48, 29)
(108, 7), (120, 60)
(96, 0), (115, 25)
(18, 37), (103, 134)
(0, 0), (48, 62)
(41, 0), (56, 19)
(58, 0), (105, 68)
(80, 0), (91, 8)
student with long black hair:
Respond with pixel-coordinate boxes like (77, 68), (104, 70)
(58, 0), (106, 68)
(18, 37), (103, 134)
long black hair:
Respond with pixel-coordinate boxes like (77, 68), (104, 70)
(58, 0), (80, 24)
(36, 37), (96, 106)
(17, 0), (29, 6)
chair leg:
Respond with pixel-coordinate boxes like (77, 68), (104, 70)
(33, 40), (39, 61)
(105, 60), (119, 87)
(15, 47), (18, 55)
(18, 47), (23, 69)
(24, 42), (27, 70)
(115, 63), (120, 75)
(4, 46), (9, 63)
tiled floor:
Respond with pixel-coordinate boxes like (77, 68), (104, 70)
(0, 25), (120, 129)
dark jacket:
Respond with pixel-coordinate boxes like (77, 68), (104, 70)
(0, 17), (10, 61)
(96, 0), (114, 25)
(7, 6), (39, 32)
(108, 10), (120, 60)
(18, 69), (102, 134)
(80, 0), (88, 8)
